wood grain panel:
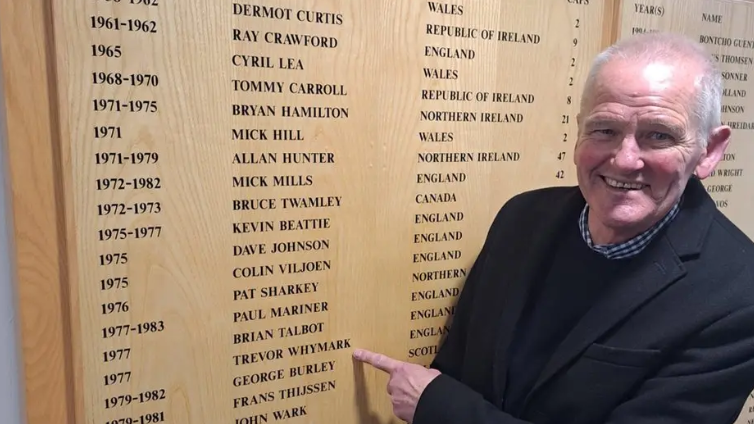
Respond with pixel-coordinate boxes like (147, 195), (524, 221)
(0, 0), (75, 424)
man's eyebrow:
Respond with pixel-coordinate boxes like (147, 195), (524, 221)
(584, 118), (622, 128)
(640, 118), (685, 135)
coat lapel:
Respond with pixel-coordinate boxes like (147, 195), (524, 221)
(520, 177), (715, 410)
(491, 188), (585, 403)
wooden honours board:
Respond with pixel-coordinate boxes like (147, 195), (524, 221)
(615, 2), (754, 422)
(7, 1), (754, 424)
(39, 0), (611, 423)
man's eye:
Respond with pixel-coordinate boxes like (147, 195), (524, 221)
(648, 132), (672, 141)
(593, 129), (616, 136)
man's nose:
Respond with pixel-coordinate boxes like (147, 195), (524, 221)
(611, 136), (644, 171)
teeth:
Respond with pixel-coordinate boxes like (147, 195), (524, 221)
(604, 177), (645, 190)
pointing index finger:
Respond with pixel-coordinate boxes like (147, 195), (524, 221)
(353, 349), (400, 373)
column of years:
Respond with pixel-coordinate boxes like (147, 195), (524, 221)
(229, 4), (350, 423)
(89, 1), (167, 424)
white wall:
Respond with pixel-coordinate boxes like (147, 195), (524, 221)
(0, 24), (26, 424)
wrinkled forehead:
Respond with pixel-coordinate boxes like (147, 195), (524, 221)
(584, 59), (702, 110)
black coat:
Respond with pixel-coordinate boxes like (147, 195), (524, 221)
(414, 177), (754, 424)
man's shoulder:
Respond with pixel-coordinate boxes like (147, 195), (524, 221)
(492, 185), (581, 223)
(704, 208), (754, 269)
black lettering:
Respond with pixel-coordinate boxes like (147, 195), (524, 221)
(233, 152), (277, 164)
(259, 282), (320, 298)
(288, 82), (347, 96)
(408, 345), (439, 358)
(233, 176), (269, 187)
(277, 380), (336, 400)
(420, 111), (476, 121)
(270, 239), (329, 254)
(411, 287), (461, 301)
(706, 184), (733, 193)
(232, 80), (282, 93)
(233, 243), (267, 256)
(233, 266), (274, 279)
(416, 172), (466, 183)
(232, 105), (276, 117)
(497, 31), (541, 43)
(232, 3), (292, 20)
(567, 0), (590, 4)
(411, 306), (455, 320)
(410, 325), (450, 339)
(634, 4), (665, 16)
(723, 89), (747, 98)
(272, 175), (313, 186)
(232, 198), (277, 210)
(281, 106), (348, 118)
(726, 121), (754, 130)
(271, 302), (329, 318)
(422, 68), (459, 79)
(230, 55), (274, 68)
(427, 2), (463, 15)
(414, 212), (464, 223)
(264, 32), (338, 48)
(412, 250), (462, 263)
(699, 35), (732, 46)
(702, 13), (723, 23)
(272, 406), (308, 420)
(419, 131), (454, 142)
(233, 329), (274, 345)
(233, 309), (266, 322)
(233, 392), (275, 409)
(278, 322), (325, 338)
(233, 369), (285, 387)
(233, 221), (274, 233)
(492, 92), (535, 103)
(282, 152), (335, 164)
(281, 196), (341, 208)
(233, 128), (269, 140)
(721, 105), (745, 114)
(233, 348), (283, 366)
(278, 260), (332, 274)
(295, 10), (344, 25)
(279, 218), (331, 231)
(715, 54), (754, 66)
(413, 231), (463, 244)
(426, 24), (478, 38)
(476, 151), (521, 161)
(412, 268), (467, 282)
(422, 89), (474, 101)
(733, 39), (754, 49)
(415, 192), (457, 204)
(289, 360), (335, 377)
(417, 152), (473, 162)
(721, 72), (748, 82)
(424, 46), (476, 59)
(287, 338), (351, 356)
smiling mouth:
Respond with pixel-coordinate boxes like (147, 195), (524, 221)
(601, 176), (647, 191)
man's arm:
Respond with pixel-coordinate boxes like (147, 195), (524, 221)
(414, 300), (754, 424)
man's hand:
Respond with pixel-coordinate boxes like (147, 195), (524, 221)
(353, 348), (441, 423)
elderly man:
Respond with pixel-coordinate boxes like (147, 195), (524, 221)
(354, 32), (754, 424)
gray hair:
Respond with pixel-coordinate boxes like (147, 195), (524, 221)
(581, 32), (722, 147)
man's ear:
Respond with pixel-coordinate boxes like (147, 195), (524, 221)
(695, 125), (732, 179)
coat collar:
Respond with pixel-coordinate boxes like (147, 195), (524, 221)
(508, 177), (717, 412)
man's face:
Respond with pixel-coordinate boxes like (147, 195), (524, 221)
(574, 59), (726, 242)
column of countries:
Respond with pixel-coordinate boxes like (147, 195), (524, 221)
(410, 1), (528, 362)
(229, 3), (349, 423)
